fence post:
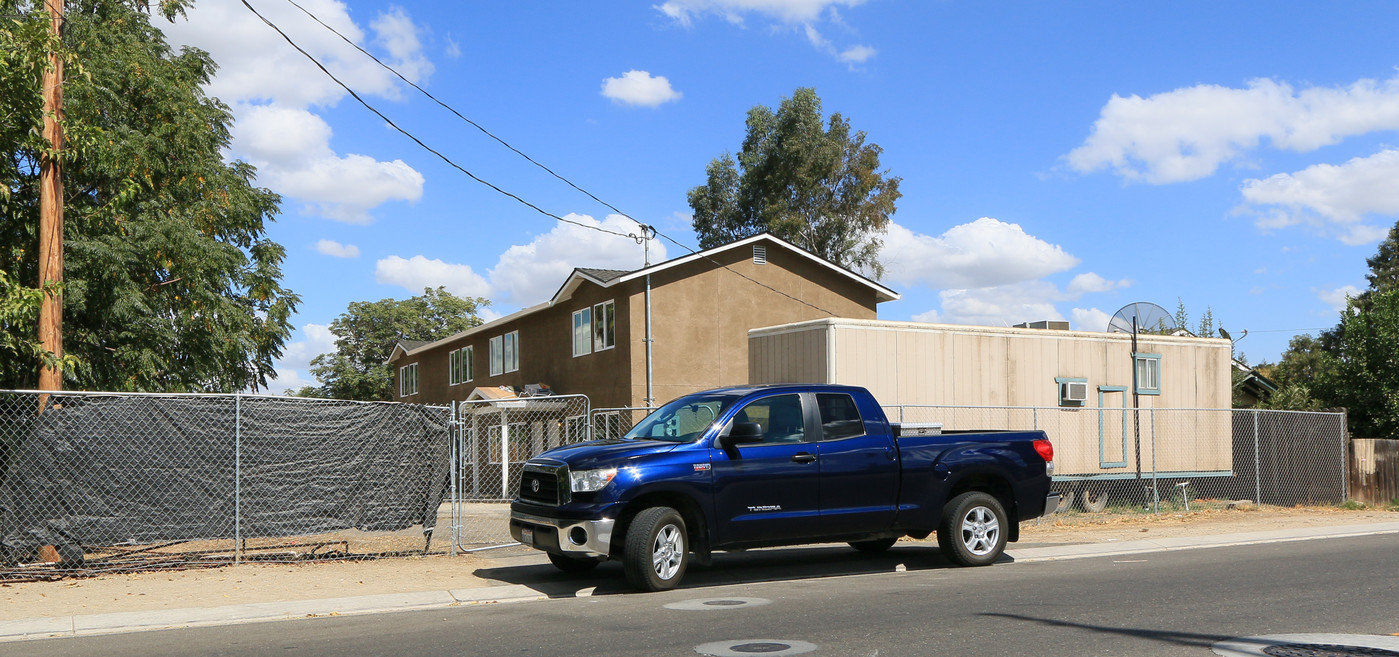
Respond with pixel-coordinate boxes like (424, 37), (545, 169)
(1150, 408), (1159, 515)
(234, 392), (242, 564)
(1253, 410), (1262, 506)
(450, 401), (459, 557)
(500, 408), (510, 501)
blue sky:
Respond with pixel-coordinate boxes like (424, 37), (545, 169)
(159, 1), (1399, 393)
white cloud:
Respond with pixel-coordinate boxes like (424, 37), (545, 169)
(160, 1), (431, 223)
(602, 70), (683, 108)
(881, 218), (1080, 289)
(911, 309), (940, 323)
(656, 0), (875, 64)
(315, 239), (360, 258)
(1317, 285), (1362, 312)
(1070, 307), (1113, 332)
(1066, 74), (1399, 184)
(375, 255), (493, 298)
(268, 322), (338, 394)
(936, 282), (1065, 327)
(487, 214), (663, 306)
(1066, 272), (1130, 297)
(1239, 149), (1399, 245)
(373, 214), (661, 306)
(656, 0), (868, 25)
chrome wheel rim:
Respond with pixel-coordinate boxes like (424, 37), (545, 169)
(960, 506), (1000, 556)
(652, 523), (684, 580)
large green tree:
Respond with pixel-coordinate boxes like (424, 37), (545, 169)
(1, 0), (298, 392)
(1324, 288), (1399, 437)
(297, 288), (488, 401)
(687, 87), (901, 277)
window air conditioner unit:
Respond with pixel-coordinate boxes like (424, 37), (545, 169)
(1060, 381), (1088, 404)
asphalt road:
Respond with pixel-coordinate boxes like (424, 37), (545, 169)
(11, 534), (1399, 657)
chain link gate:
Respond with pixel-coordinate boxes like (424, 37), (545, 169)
(885, 404), (1348, 515)
(450, 395), (591, 549)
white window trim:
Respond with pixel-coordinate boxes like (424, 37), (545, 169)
(449, 346), (473, 385)
(399, 362), (418, 397)
(593, 300), (615, 352)
(489, 335), (503, 377)
(504, 330), (519, 373)
(572, 308), (592, 357)
(1134, 354), (1161, 395)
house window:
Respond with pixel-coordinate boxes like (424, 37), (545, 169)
(1134, 354), (1161, 395)
(491, 331), (520, 376)
(449, 346), (473, 385)
(565, 415), (588, 443)
(1056, 377), (1088, 407)
(593, 300), (615, 351)
(572, 308), (592, 357)
(399, 362), (418, 397)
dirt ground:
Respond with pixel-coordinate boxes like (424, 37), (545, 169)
(3, 505), (1394, 622)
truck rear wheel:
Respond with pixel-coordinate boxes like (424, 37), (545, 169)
(624, 506), (688, 592)
(937, 491), (1008, 567)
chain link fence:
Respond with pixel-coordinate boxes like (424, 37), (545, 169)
(886, 405), (1348, 516)
(0, 391), (453, 581)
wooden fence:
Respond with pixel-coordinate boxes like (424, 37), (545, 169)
(1349, 439), (1399, 505)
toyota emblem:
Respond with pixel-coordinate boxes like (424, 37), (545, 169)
(530, 478), (540, 493)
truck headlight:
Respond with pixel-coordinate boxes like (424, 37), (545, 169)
(569, 468), (617, 493)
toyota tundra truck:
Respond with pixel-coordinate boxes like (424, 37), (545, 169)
(509, 384), (1059, 591)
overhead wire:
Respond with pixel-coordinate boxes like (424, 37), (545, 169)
(250, 0), (843, 316)
(237, 0), (634, 241)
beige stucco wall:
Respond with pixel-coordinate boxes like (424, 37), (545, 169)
(749, 318), (1234, 476)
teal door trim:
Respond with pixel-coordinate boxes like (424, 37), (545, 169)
(1098, 386), (1128, 468)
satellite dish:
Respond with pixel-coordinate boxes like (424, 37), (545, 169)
(1107, 302), (1177, 334)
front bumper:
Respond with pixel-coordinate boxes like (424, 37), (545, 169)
(510, 511), (615, 558)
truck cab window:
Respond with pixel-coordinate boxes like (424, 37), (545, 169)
(734, 394), (806, 444)
(817, 393), (865, 441)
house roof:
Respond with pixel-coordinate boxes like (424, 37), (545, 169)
(396, 233), (900, 359)
(387, 339), (432, 363)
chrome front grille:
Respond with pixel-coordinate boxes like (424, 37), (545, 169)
(519, 460), (569, 506)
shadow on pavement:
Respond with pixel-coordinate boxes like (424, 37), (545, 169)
(474, 543), (1014, 597)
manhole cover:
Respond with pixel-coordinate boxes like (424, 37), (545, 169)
(665, 597), (772, 611)
(731, 643), (792, 653)
(694, 639), (818, 656)
(1263, 646), (1399, 657)
(1214, 634), (1399, 657)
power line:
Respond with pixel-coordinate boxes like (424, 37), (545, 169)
(237, 0), (634, 241)
(251, 0), (842, 317)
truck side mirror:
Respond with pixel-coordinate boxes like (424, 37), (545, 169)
(719, 421), (763, 451)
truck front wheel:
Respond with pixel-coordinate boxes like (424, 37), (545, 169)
(624, 506), (688, 592)
(937, 491), (1008, 567)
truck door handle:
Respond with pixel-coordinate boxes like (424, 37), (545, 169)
(791, 453), (817, 464)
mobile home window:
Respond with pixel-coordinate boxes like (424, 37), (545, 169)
(572, 308), (592, 357)
(1134, 354), (1161, 395)
(593, 300), (616, 351)
(399, 362), (418, 397)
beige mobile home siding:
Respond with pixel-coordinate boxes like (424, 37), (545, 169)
(749, 318), (1233, 477)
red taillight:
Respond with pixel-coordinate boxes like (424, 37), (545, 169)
(1033, 439), (1054, 462)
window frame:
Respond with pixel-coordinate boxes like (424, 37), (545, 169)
(593, 300), (616, 351)
(448, 346), (473, 385)
(504, 330), (519, 373)
(1134, 353), (1161, 396)
(489, 335), (503, 377)
(399, 362), (418, 397)
(815, 392), (866, 442)
(572, 307), (592, 357)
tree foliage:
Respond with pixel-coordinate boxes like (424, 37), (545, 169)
(687, 87), (901, 277)
(1, 0), (297, 392)
(298, 288), (489, 401)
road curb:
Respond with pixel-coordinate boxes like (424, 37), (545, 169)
(0, 584), (544, 642)
(1008, 521), (1399, 563)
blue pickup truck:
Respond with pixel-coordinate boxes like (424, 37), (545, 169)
(509, 384), (1059, 591)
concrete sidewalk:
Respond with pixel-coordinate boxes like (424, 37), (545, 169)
(3, 520), (1397, 643)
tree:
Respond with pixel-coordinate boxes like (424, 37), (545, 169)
(301, 288), (489, 401)
(687, 87), (902, 277)
(1321, 288), (1399, 437)
(1, 0), (298, 392)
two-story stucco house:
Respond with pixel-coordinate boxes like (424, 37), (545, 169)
(388, 233), (900, 410)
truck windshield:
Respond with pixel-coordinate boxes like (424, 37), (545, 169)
(624, 393), (739, 443)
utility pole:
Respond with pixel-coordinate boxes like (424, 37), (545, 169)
(38, 0), (65, 398)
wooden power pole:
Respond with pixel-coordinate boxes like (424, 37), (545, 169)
(38, 0), (65, 395)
